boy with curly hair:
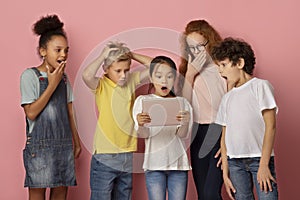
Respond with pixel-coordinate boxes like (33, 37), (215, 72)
(212, 38), (278, 200)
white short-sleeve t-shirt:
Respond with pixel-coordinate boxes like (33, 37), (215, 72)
(215, 78), (278, 158)
(132, 94), (193, 171)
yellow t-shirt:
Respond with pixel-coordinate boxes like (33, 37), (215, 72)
(93, 72), (140, 154)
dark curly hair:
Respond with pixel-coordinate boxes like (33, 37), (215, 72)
(211, 37), (256, 75)
(33, 14), (67, 50)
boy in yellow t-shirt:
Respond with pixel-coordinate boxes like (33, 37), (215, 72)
(82, 41), (150, 200)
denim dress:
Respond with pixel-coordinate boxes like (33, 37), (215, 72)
(23, 67), (76, 188)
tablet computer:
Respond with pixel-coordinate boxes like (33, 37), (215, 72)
(142, 98), (183, 127)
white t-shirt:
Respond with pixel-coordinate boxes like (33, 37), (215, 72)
(215, 78), (278, 158)
(132, 94), (193, 171)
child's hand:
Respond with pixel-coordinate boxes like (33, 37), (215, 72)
(186, 51), (206, 77)
(215, 148), (222, 168)
(137, 113), (151, 126)
(257, 165), (276, 193)
(100, 46), (119, 60)
(73, 143), (81, 159)
(46, 62), (66, 89)
(176, 111), (190, 125)
(223, 176), (236, 200)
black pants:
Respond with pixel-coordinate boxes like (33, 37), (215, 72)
(190, 123), (223, 200)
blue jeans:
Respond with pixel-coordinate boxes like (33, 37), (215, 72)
(90, 153), (133, 200)
(228, 157), (278, 200)
(145, 170), (188, 200)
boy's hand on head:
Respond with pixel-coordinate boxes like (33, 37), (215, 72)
(127, 51), (133, 59)
(100, 46), (119, 59)
(137, 113), (151, 126)
(257, 165), (276, 193)
(100, 46), (111, 58)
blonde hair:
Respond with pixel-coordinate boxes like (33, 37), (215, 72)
(103, 41), (131, 70)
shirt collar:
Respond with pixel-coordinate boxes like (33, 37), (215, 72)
(103, 75), (117, 88)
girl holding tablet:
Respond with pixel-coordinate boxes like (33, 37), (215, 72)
(132, 56), (193, 200)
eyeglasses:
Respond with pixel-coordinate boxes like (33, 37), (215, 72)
(188, 40), (209, 53)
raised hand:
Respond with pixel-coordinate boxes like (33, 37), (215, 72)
(100, 46), (119, 60)
(186, 51), (207, 77)
(46, 61), (66, 89)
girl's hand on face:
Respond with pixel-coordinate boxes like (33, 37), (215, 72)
(186, 51), (207, 77)
(176, 111), (190, 125)
(137, 113), (151, 126)
(46, 61), (66, 89)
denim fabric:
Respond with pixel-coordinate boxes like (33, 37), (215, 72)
(90, 153), (133, 200)
(23, 68), (76, 188)
(145, 170), (188, 200)
(190, 123), (223, 200)
(228, 157), (278, 200)
(23, 140), (75, 188)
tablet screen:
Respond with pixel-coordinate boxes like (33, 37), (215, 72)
(142, 98), (183, 127)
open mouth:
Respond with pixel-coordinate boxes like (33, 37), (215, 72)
(161, 86), (168, 91)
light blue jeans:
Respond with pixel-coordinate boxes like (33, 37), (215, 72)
(90, 153), (133, 200)
(145, 170), (188, 200)
(228, 157), (278, 200)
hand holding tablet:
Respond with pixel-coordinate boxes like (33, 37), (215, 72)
(142, 98), (184, 127)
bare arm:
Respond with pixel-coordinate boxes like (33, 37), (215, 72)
(136, 112), (151, 138)
(131, 52), (152, 67)
(131, 52), (152, 82)
(68, 102), (81, 158)
(23, 64), (66, 121)
(82, 58), (102, 90)
(137, 126), (150, 138)
(82, 46), (118, 90)
(257, 108), (277, 192)
(182, 53), (206, 102)
(175, 111), (190, 138)
(82, 48), (107, 90)
(221, 126), (236, 200)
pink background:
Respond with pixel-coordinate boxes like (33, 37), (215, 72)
(1, 0), (299, 199)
